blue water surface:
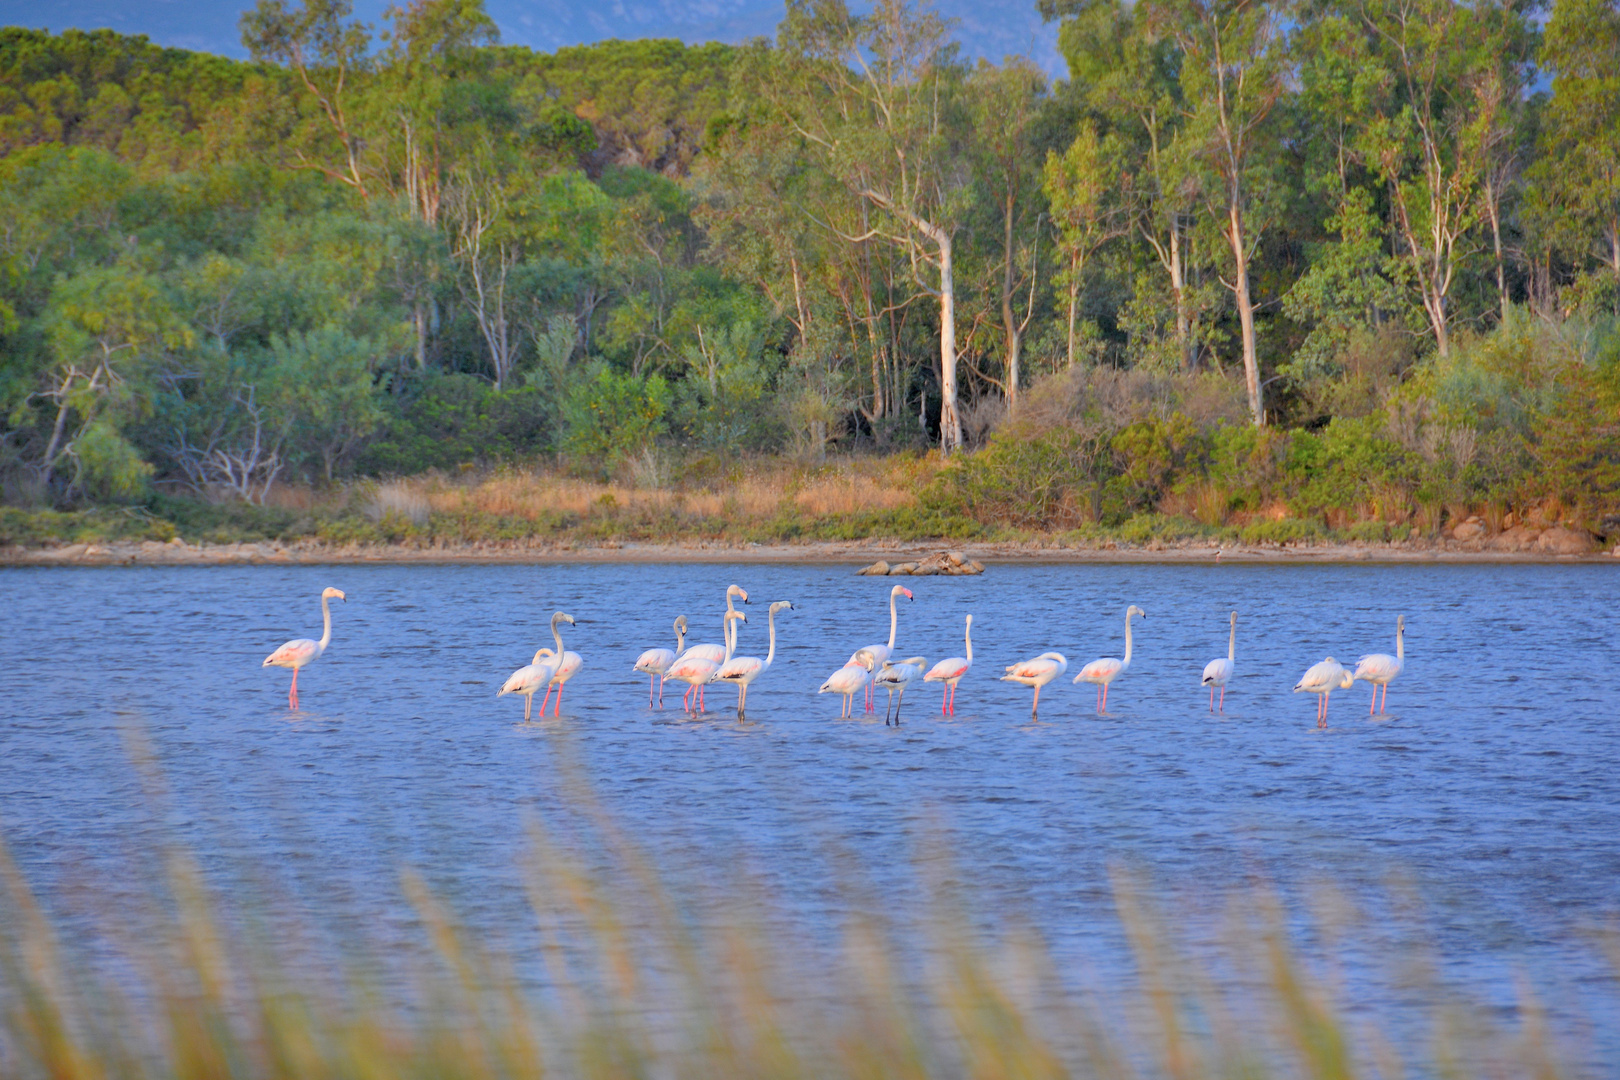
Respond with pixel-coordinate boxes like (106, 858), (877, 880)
(1, 561), (1617, 1064)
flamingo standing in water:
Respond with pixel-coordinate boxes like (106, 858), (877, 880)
(716, 601), (794, 716)
(1295, 658), (1354, 726)
(500, 648), (560, 722)
(1201, 612), (1237, 712)
(1353, 615), (1405, 714)
(820, 650), (877, 719)
(634, 616), (688, 707)
(537, 612), (581, 717)
(1001, 652), (1068, 716)
(924, 614), (973, 715)
(848, 584), (913, 712)
(1074, 605), (1146, 713)
(262, 586), (346, 709)
(664, 610), (746, 713)
(673, 585), (750, 666)
(875, 657), (926, 725)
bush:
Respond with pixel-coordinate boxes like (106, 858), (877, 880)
(1239, 517), (1325, 545)
(359, 374), (553, 475)
(560, 364), (671, 478)
(925, 420), (1116, 530)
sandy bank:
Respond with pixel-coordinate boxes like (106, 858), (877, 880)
(4, 536), (1616, 568)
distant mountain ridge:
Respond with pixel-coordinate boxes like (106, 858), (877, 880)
(0, 0), (1064, 75)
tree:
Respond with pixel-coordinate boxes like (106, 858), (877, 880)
(1147, 0), (1287, 425)
(1537, 0), (1620, 314)
(968, 58), (1049, 412)
(241, 0), (375, 196)
(1043, 122), (1129, 369)
(773, 0), (973, 452)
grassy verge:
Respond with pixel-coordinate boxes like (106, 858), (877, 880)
(1, 452), (1609, 551)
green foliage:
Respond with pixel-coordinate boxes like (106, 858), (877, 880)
(560, 363), (670, 476)
(359, 372), (551, 474)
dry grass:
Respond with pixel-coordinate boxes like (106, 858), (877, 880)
(0, 795), (1600, 1080)
(362, 459), (930, 527)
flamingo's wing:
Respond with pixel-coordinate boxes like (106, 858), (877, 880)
(1075, 658), (1123, 683)
(1004, 658), (1055, 682)
(1353, 653), (1399, 681)
(1201, 658), (1233, 685)
(925, 657), (968, 682)
(716, 656), (761, 681)
(264, 638), (317, 667)
(635, 647), (676, 674)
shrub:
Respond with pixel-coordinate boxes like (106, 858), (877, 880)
(925, 420), (1116, 530)
(1239, 517), (1325, 545)
(560, 364), (671, 478)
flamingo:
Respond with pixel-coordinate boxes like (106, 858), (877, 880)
(716, 601), (793, 716)
(924, 614), (973, 715)
(1001, 652), (1068, 716)
(848, 584), (913, 712)
(537, 612), (581, 718)
(875, 657), (926, 725)
(634, 616), (688, 707)
(1201, 611), (1237, 712)
(673, 585), (750, 666)
(262, 586), (346, 710)
(1295, 657), (1354, 727)
(664, 610), (746, 713)
(1352, 615), (1405, 714)
(820, 650), (877, 719)
(500, 648), (560, 722)
(1073, 605), (1146, 713)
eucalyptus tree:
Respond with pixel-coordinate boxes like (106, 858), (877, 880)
(1043, 121), (1131, 369)
(1537, 0), (1620, 313)
(1145, 0), (1288, 425)
(967, 57), (1050, 413)
(771, 0), (973, 452)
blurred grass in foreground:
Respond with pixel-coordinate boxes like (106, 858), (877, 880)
(0, 812), (1611, 1080)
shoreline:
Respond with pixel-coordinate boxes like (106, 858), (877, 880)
(4, 537), (1617, 568)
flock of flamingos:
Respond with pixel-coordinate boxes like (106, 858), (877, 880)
(262, 583), (1408, 726)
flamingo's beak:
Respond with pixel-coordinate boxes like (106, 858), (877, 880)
(903, 588), (913, 600)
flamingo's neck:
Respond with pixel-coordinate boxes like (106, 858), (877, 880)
(1396, 620), (1403, 661)
(1122, 612), (1134, 668)
(887, 593), (899, 650)
(317, 594), (333, 654)
(964, 617), (973, 663)
(552, 615), (566, 655)
(764, 608), (778, 668)
(675, 624), (685, 654)
(724, 614), (739, 661)
(1228, 620), (1235, 663)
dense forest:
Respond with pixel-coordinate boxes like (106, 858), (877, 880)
(1, 0), (1618, 546)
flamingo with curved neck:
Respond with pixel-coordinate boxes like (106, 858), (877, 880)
(262, 586), (346, 710)
(924, 614), (973, 715)
(1001, 652), (1067, 716)
(634, 616), (688, 707)
(820, 650), (877, 719)
(500, 648), (560, 722)
(1074, 605), (1145, 713)
(716, 601), (794, 715)
(664, 610), (745, 713)
(1201, 612), (1237, 712)
(1352, 615), (1405, 714)
(1296, 657), (1354, 726)
(538, 612), (580, 717)
(849, 584), (912, 712)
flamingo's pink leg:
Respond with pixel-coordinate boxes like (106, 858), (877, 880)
(551, 682), (563, 717)
(1219, 686), (1226, 711)
(1032, 685), (1041, 714)
(1369, 687), (1376, 715)
(289, 667), (299, 710)
(1381, 683), (1389, 713)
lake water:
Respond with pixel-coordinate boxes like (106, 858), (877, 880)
(2, 561), (1617, 1066)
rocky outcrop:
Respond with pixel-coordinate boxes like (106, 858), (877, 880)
(1535, 525), (1595, 555)
(1452, 517), (1487, 542)
(857, 551), (984, 576)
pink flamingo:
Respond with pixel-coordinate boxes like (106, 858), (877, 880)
(500, 649), (559, 722)
(633, 616), (688, 707)
(1001, 652), (1068, 716)
(716, 601), (793, 716)
(1295, 657), (1354, 727)
(820, 650), (877, 719)
(847, 584), (912, 712)
(673, 585), (749, 666)
(664, 610), (745, 713)
(1201, 612), (1236, 712)
(1073, 605), (1145, 713)
(1352, 615), (1405, 714)
(538, 612), (581, 718)
(923, 614), (973, 715)
(262, 586), (345, 709)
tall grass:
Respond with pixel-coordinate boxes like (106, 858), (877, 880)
(0, 803), (1604, 1080)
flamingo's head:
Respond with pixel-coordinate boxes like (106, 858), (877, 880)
(1127, 604), (1145, 620)
(674, 614), (688, 632)
(553, 611), (576, 626)
(770, 600), (794, 615)
(894, 585), (913, 601)
(728, 584), (751, 604)
(322, 587), (346, 601)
